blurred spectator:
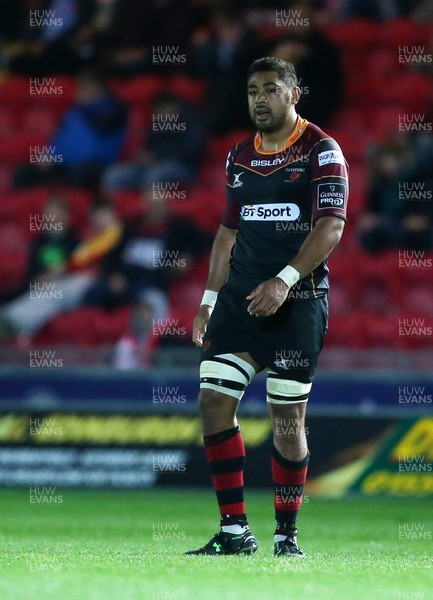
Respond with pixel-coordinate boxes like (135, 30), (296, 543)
(269, 1), (343, 127)
(94, 0), (197, 76)
(5, 0), (198, 77)
(15, 196), (77, 291)
(7, 0), (98, 75)
(102, 92), (206, 192)
(111, 290), (165, 369)
(190, 5), (263, 133)
(70, 197), (123, 270)
(82, 191), (212, 311)
(342, 0), (425, 20)
(0, 196), (78, 338)
(0, 197), (123, 340)
(14, 68), (127, 189)
(358, 131), (433, 254)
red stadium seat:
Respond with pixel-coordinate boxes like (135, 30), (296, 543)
(333, 106), (371, 131)
(37, 307), (132, 346)
(175, 188), (226, 233)
(379, 73), (432, 112)
(357, 250), (403, 297)
(379, 19), (433, 48)
(208, 131), (252, 160)
(170, 279), (204, 310)
(346, 75), (384, 106)
(326, 312), (364, 348)
(111, 75), (162, 105)
(168, 258), (213, 338)
(328, 250), (362, 302)
(0, 77), (30, 107)
(345, 189), (365, 217)
(0, 131), (48, 165)
(0, 223), (28, 254)
(107, 190), (143, 220)
(21, 107), (58, 136)
(198, 159), (226, 191)
(369, 105), (410, 140)
(17, 187), (48, 214)
(328, 282), (354, 315)
(90, 307), (131, 344)
(341, 50), (362, 74)
(326, 128), (366, 163)
(35, 309), (96, 345)
(0, 189), (44, 224)
(167, 75), (206, 104)
(400, 282), (433, 315)
(393, 313), (433, 349)
(398, 252), (433, 286)
(0, 165), (12, 191)
(367, 49), (399, 76)
(356, 312), (404, 349)
(0, 188), (89, 230)
(345, 163), (367, 215)
(0, 76), (74, 114)
(47, 75), (76, 108)
(321, 19), (379, 49)
(0, 108), (16, 134)
(0, 251), (27, 292)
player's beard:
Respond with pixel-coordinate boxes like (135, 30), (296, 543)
(252, 110), (286, 134)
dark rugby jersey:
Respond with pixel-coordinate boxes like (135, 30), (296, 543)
(221, 116), (348, 298)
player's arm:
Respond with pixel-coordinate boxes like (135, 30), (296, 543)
(193, 144), (240, 346)
(192, 224), (237, 347)
(289, 216), (344, 277)
(246, 217), (344, 317)
(204, 224), (238, 292)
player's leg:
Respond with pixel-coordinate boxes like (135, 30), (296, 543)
(267, 374), (312, 557)
(185, 352), (262, 555)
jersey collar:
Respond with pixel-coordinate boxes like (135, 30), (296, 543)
(254, 116), (309, 155)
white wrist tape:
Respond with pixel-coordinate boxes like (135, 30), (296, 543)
(200, 290), (218, 309)
(276, 265), (301, 289)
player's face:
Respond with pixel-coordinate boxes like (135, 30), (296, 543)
(247, 71), (295, 133)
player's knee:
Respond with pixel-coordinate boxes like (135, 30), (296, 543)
(197, 389), (238, 434)
(198, 387), (227, 410)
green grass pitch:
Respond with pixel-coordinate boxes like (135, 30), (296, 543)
(0, 487), (431, 600)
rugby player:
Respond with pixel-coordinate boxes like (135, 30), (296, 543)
(186, 57), (348, 556)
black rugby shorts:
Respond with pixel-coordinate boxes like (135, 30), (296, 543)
(201, 283), (328, 382)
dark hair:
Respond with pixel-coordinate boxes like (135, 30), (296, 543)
(248, 57), (298, 88)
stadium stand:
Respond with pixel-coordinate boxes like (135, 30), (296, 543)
(0, 11), (432, 361)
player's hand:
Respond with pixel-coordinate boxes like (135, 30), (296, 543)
(192, 305), (213, 348)
(246, 277), (289, 317)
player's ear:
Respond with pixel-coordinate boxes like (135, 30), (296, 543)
(291, 86), (301, 105)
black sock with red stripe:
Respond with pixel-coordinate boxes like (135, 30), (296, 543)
(272, 446), (309, 534)
(204, 425), (247, 527)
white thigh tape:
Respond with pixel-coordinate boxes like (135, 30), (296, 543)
(266, 374), (312, 404)
(200, 354), (256, 400)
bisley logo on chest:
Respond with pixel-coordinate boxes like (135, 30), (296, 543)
(250, 157), (285, 167)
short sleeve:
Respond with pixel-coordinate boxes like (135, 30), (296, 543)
(311, 139), (349, 222)
(221, 147), (240, 229)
